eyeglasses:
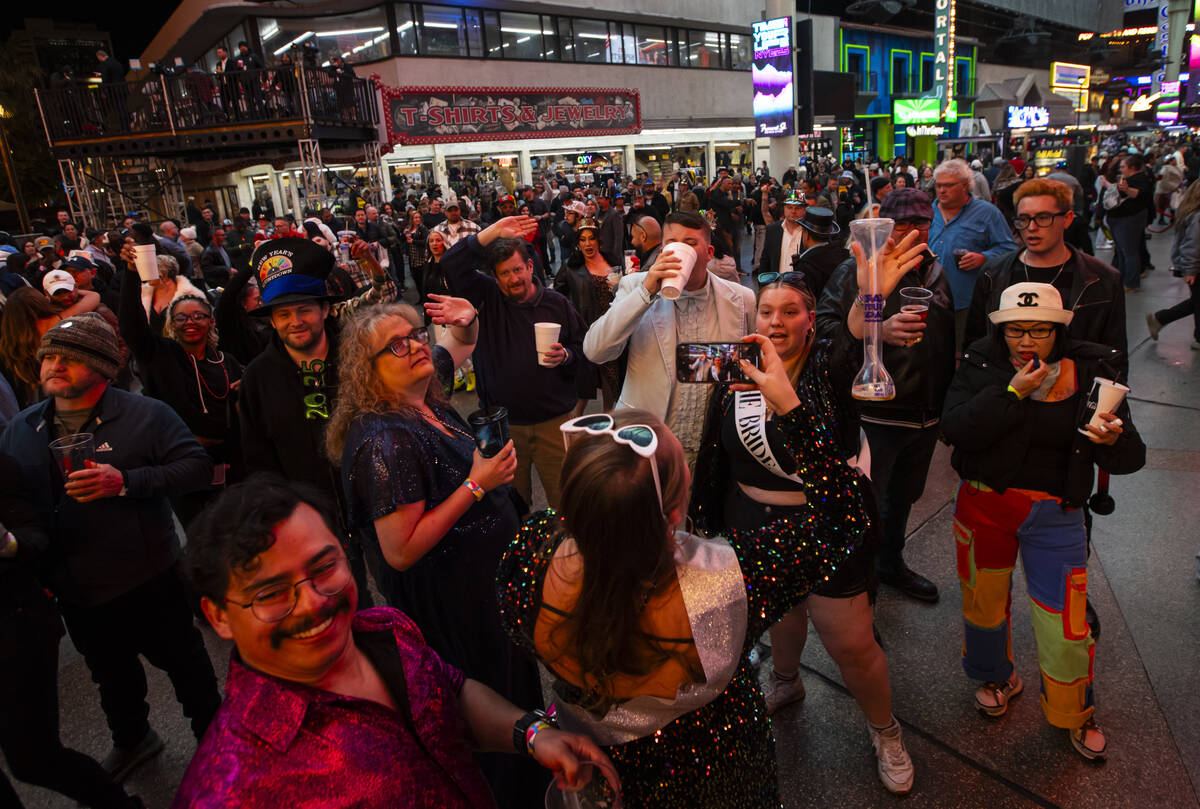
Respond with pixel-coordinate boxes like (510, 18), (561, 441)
(1001, 324), (1055, 339)
(757, 270), (809, 291)
(1013, 211), (1069, 230)
(227, 556), (352, 623)
(375, 327), (430, 359)
(171, 312), (212, 325)
(561, 414), (663, 514)
(891, 220), (931, 234)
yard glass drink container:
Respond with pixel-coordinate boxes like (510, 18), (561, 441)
(849, 218), (896, 401)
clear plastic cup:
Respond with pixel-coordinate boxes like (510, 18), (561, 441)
(898, 287), (933, 344)
(49, 432), (95, 477)
(544, 762), (621, 809)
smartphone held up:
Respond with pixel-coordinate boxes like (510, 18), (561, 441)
(675, 342), (761, 384)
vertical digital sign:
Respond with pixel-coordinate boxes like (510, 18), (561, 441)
(1189, 0), (1200, 106)
(752, 16), (794, 138)
(934, 0), (956, 121)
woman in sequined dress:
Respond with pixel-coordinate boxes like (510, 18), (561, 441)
(690, 232), (926, 795)
(496, 336), (869, 809)
(326, 300), (547, 808)
(553, 218), (622, 415)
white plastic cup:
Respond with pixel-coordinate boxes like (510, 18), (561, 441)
(535, 322), (561, 366)
(1079, 377), (1130, 436)
(658, 241), (698, 300)
(133, 244), (158, 281)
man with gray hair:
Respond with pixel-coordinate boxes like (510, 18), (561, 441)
(927, 158), (1016, 349)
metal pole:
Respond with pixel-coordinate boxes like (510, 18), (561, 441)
(161, 75), (176, 135)
(33, 88), (54, 150)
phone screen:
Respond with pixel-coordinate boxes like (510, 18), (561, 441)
(675, 342), (761, 384)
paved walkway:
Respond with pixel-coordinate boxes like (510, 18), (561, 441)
(9, 230), (1200, 808)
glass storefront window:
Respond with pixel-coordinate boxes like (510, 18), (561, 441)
(729, 33), (751, 70)
(633, 25), (666, 65)
(463, 9), (484, 58)
(686, 30), (724, 69)
(308, 7), (390, 65)
(483, 11), (501, 57)
(417, 4), (467, 57)
(394, 3), (418, 56)
(557, 18), (575, 61)
(607, 23), (626, 64)
(573, 18), (609, 63)
(498, 12), (544, 60)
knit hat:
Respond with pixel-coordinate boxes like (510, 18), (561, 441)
(37, 313), (121, 380)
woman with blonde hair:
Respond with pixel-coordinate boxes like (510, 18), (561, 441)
(328, 298), (547, 807)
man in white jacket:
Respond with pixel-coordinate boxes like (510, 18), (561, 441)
(583, 210), (754, 462)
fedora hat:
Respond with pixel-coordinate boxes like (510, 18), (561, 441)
(797, 206), (840, 237)
(988, 282), (1073, 326)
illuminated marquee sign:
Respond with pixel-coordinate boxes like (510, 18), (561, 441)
(934, 0), (957, 120)
(1006, 105), (1050, 128)
(751, 16), (795, 138)
(1050, 61), (1091, 112)
(893, 97), (958, 124)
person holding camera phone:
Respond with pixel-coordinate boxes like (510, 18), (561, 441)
(324, 300), (550, 807)
(690, 228), (928, 796)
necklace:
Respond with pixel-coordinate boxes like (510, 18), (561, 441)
(1021, 251), (1068, 287)
(190, 352), (230, 415)
(425, 407), (473, 442)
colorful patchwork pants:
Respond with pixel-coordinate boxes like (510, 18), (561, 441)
(953, 481), (1094, 729)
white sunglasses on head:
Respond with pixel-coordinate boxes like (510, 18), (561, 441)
(560, 414), (663, 514)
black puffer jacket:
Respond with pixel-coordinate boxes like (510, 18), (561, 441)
(816, 250), (956, 427)
(942, 336), (1145, 507)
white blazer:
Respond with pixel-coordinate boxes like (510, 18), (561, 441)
(583, 271), (755, 420)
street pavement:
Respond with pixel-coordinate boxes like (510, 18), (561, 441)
(8, 228), (1200, 808)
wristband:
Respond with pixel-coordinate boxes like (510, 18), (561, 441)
(512, 709), (546, 754)
(463, 478), (485, 501)
(1006, 384), (1025, 400)
(526, 720), (551, 755)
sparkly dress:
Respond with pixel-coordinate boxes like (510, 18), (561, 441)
(497, 397), (869, 808)
(341, 347), (545, 809)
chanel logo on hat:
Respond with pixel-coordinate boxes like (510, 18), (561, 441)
(1017, 292), (1038, 307)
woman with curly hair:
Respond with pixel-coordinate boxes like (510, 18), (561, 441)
(327, 299), (548, 807)
(117, 241), (242, 527)
(0, 286), (101, 409)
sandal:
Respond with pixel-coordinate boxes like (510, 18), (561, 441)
(1069, 718), (1107, 760)
(974, 673), (1023, 717)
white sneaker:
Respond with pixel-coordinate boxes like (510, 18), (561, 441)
(868, 718), (914, 795)
(762, 670), (805, 714)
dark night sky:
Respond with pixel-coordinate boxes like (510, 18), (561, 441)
(1, 4), (178, 60)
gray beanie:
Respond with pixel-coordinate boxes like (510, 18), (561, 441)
(37, 312), (121, 380)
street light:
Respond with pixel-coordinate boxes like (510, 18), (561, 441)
(0, 101), (31, 234)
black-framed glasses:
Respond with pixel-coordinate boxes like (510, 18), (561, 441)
(1013, 212), (1069, 230)
(375, 327), (430, 359)
(226, 556), (352, 623)
(1002, 324), (1055, 339)
(171, 312), (212, 325)
(757, 270), (809, 290)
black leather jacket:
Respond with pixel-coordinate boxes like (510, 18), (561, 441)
(965, 246), (1128, 381)
(815, 250), (956, 427)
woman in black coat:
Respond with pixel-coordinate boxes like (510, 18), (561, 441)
(942, 281), (1145, 762)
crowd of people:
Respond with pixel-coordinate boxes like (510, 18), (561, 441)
(5, 126), (1197, 808)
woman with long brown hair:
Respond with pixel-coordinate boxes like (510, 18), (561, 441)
(327, 299), (547, 807)
(497, 335), (871, 807)
(0, 286), (100, 409)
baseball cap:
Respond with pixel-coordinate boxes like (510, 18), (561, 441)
(988, 282), (1073, 326)
(250, 237), (340, 314)
(64, 255), (96, 272)
(42, 269), (76, 296)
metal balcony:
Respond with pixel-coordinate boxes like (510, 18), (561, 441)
(35, 67), (379, 160)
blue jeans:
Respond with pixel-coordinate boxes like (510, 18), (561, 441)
(1108, 210), (1147, 289)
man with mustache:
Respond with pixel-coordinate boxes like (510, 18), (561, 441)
(440, 216), (586, 510)
(174, 476), (616, 809)
(0, 314), (219, 783)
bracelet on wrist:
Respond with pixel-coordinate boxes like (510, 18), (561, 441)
(463, 478), (485, 501)
(1006, 384), (1026, 400)
(513, 709), (548, 754)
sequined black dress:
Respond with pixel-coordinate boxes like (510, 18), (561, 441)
(497, 396), (869, 808)
(341, 347), (544, 808)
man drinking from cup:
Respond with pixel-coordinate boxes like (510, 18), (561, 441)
(439, 216), (587, 509)
(816, 188), (955, 603)
(583, 210), (755, 463)
(0, 314), (220, 783)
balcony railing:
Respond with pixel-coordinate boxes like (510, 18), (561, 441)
(35, 67), (378, 147)
(853, 71), (880, 94)
(893, 74), (976, 99)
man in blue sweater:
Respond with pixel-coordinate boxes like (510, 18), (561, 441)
(441, 216), (587, 509)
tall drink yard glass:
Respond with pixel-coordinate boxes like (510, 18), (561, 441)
(849, 218), (896, 401)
